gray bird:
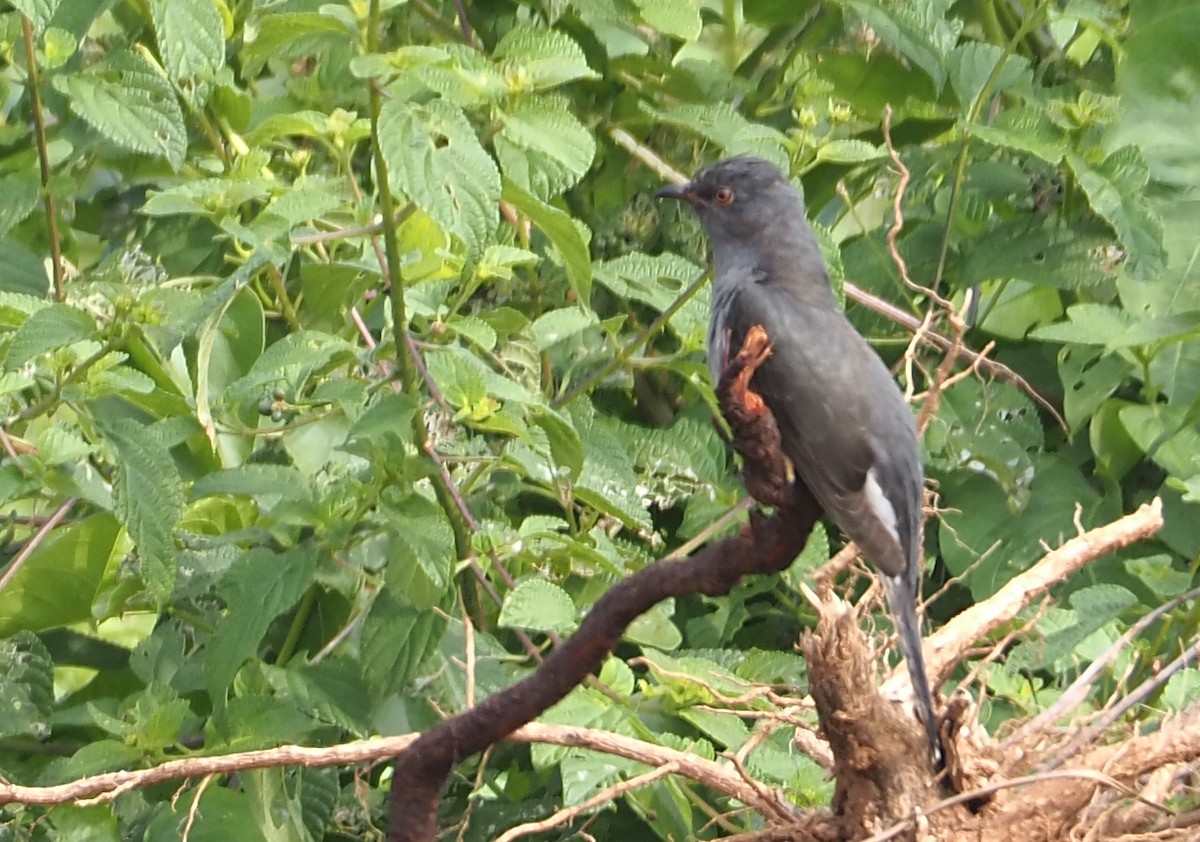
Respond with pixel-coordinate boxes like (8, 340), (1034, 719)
(657, 155), (942, 767)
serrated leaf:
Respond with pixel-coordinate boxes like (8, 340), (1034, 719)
(191, 465), (315, 503)
(493, 25), (599, 91)
(530, 405), (584, 479)
(843, 0), (962, 89)
(925, 378), (1042, 496)
(224, 330), (357, 406)
(378, 98), (500, 258)
(947, 41), (1032, 107)
(4, 303), (97, 369)
(1069, 146), (1166, 279)
(972, 106), (1069, 164)
(499, 579), (577, 633)
(1107, 311), (1200, 351)
(206, 546), (318, 702)
(962, 217), (1113, 291)
(1125, 554), (1194, 600)
(632, 0), (701, 39)
(594, 251), (708, 345)
(10, 0), (60, 32)
(240, 12), (353, 77)
(0, 631), (54, 739)
(0, 173), (40, 240)
(105, 419), (185, 604)
(277, 661), (372, 734)
(413, 44), (507, 106)
(54, 51), (187, 168)
(1030, 303), (1134, 345)
(648, 103), (789, 167)
(34, 426), (94, 466)
(361, 588), (449, 701)
(813, 139), (885, 165)
(140, 177), (273, 218)
(496, 96), (595, 198)
(149, 0), (224, 104)
(502, 178), (592, 302)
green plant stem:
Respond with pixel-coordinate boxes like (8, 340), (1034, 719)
(551, 267), (712, 409)
(21, 15), (64, 302)
(931, 0), (1054, 292)
(15, 331), (130, 422)
(276, 586), (318, 667)
(367, 0), (416, 399)
(265, 263), (302, 330)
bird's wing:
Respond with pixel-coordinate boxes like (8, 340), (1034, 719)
(719, 277), (921, 581)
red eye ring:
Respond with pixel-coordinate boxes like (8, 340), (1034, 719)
(714, 186), (734, 205)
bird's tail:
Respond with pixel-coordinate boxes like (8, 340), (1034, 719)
(880, 573), (944, 769)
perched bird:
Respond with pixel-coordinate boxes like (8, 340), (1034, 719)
(657, 155), (942, 766)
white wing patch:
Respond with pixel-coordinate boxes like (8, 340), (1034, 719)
(863, 467), (900, 543)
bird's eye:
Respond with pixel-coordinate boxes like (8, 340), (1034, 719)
(714, 186), (734, 205)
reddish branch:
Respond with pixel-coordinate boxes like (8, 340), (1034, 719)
(386, 326), (821, 841)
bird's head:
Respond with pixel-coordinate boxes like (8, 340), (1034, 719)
(655, 155), (804, 244)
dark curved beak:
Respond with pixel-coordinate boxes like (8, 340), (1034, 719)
(655, 182), (695, 203)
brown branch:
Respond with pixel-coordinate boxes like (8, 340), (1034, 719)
(883, 498), (1165, 697)
(386, 329), (821, 841)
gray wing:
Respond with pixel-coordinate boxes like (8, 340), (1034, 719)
(716, 277), (923, 581)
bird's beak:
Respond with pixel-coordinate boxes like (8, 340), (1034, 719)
(655, 182), (696, 204)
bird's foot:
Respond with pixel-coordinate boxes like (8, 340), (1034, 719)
(716, 326), (796, 510)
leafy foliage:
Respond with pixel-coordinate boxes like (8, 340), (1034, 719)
(1, 0), (1198, 838)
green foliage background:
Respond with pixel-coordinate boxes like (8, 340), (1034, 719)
(1, 0), (1198, 838)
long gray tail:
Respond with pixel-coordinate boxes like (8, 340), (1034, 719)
(881, 573), (944, 768)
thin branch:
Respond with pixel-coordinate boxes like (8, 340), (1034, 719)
(0, 498), (75, 594)
(20, 15), (64, 301)
(494, 763), (681, 842)
(884, 498), (1164, 696)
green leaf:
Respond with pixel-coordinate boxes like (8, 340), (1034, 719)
(1125, 554), (1194, 600)
(4, 303), (97, 369)
(191, 465), (316, 504)
(499, 579), (577, 633)
(502, 178), (592, 302)
(149, 0), (225, 102)
(843, 0), (962, 89)
(631, 0), (701, 39)
(1058, 346), (1132, 433)
(647, 103), (789, 168)
(54, 50), (187, 168)
(1068, 146), (1166, 279)
(0, 631), (54, 739)
(1119, 404), (1200, 480)
(0, 172), (40, 240)
(361, 588), (450, 702)
(496, 95), (595, 199)
(947, 41), (1031, 108)
(1106, 311), (1200, 351)
(206, 546), (318, 702)
(971, 106), (1069, 164)
(1008, 584), (1137, 671)
(0, 514), (122, 636)
(378, 98), (501, 258)
(10, 0), (61, 32)
(104, 419), (186, 604)
(813, 139), (885, 165)
(925, 378), (1043, 497)
(1030, 303), (1134, 346)
(240, 12), (353, 77)
(493, 25), (599, 91)
(961, 217), (1113, 291)
(531, 307), (599, 351)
